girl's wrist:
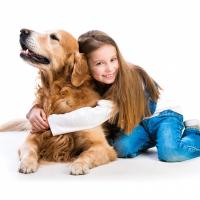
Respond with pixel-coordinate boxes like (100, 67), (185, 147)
(26, 104), (40, 119)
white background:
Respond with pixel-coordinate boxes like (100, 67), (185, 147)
(0, 0), (200, 199)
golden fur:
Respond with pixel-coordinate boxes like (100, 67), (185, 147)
(2, 29), (116, 175)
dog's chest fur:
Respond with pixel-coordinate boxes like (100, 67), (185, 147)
(35, 78), (101, 162)
(37, 78), (100, 116)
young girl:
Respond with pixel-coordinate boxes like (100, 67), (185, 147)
(27, 30), (200, 162)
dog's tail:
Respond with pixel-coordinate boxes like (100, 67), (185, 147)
(0, 119), (31, 132)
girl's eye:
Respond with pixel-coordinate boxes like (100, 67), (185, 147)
(111, 57), (117, 62)
(96, 62), (103, 66)
(50, 34), (59, 41)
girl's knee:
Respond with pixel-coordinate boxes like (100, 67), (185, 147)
(158, 146), (187, 162)
(158, 152), (179, 162)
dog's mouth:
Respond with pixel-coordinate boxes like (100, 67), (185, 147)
(20, 42), (50, 65)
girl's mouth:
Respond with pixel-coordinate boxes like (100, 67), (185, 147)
(103, 73), (115, 78)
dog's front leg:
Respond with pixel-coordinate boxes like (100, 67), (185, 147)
(70, 144), (116, 175)
(18, 135), (39, 174)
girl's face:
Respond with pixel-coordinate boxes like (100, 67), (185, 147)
(88, 44), (119, 84)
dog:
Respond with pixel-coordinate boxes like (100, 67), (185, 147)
(0, 29), (116, 175)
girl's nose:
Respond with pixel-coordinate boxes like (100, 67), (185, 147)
(105, 62), (114, 72)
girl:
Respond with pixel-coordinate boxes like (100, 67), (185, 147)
(27, 30), (200, 162)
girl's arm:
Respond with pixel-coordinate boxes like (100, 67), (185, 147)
(48, 100), (114, 136)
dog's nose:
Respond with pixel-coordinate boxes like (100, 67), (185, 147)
(20, 29), (31, 38)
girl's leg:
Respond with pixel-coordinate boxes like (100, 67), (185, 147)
(112, 124), (155, 158)
(146, 110), (200, 162)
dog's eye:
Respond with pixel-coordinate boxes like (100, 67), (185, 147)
(50, 34), (59, 41)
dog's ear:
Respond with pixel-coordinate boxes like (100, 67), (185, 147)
(71, 52), (91, 87)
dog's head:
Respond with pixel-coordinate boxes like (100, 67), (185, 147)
(20, 29), (90, 87)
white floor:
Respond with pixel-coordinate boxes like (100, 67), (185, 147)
(1, 131), (200, 200)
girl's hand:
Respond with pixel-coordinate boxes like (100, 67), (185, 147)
(27, 106), (49, 133)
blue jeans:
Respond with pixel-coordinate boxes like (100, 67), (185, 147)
(112, 109), (200, 162)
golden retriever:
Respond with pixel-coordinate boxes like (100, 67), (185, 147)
(0, 29), (116, 175)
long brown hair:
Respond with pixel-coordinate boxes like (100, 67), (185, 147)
(78, 30), (160, 133)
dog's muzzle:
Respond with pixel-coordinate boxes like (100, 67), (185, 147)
(19, 29), (50, 65)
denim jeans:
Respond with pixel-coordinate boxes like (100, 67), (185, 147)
(112, 109), (200, 162)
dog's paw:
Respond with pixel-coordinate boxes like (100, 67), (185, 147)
(18, 159), (38, 174)
(70, 162), (90, 175)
